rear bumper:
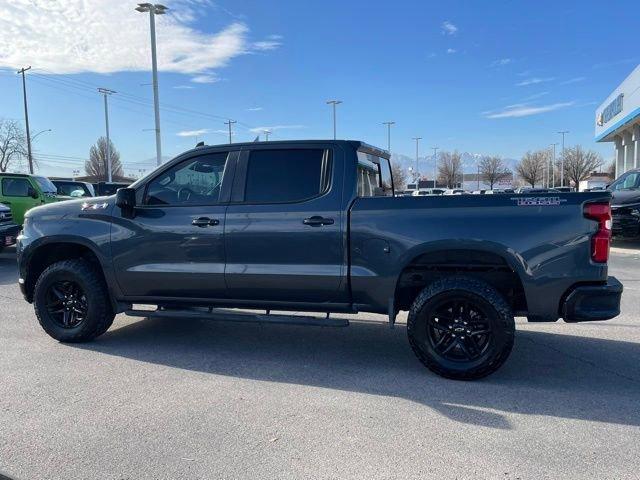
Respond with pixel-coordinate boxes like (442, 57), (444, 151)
(562, 276), (623, 323)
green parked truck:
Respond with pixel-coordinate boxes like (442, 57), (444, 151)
(0, 173), (68, 226)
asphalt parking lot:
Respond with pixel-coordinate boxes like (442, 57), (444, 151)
(1, 246), (639, 480)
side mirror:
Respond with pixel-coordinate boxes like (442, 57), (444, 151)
(28, 187), (38, 199)
(116, 188), (136, 218)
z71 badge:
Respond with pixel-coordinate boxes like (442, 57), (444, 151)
(511, 196), (566, 206)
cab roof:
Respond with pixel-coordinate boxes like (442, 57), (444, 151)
(192, 140), (390, 160)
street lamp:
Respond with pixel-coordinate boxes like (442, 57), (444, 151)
(326, 100), (342, 139)
(382, 121), (395, 152)
(136, 3), (168, 167)
(32, 129), (51, 142)
(412, 137), (422, 183)
(557, 131), (569, 187)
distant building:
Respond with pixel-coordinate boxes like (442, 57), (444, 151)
(578, 172), (611, 191)
(595, 64), (640, 178)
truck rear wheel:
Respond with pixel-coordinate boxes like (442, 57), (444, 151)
(407, 276), (515, 380)
(33, 259), (115, 343)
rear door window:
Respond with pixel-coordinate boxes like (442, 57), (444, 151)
(244, 149), (331, 203)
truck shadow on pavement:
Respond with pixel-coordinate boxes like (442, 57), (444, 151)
(0, 255), (17, 286)
(75, 315), (640, 430)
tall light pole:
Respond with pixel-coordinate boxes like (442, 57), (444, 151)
(432, 147), (439, 188)
(550, 143), (558, 188)
(382, 121), (395, 152)
(412, 137), (422, 183)
(17, 66), (33, 174)
(326, 100), (342, 139)
(558, 131), (569, 187)
(136, 3), (167, 167)
(224, 119), (236, 144)
(98, 88), (116, 182)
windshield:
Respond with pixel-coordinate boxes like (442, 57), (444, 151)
(34, 176), (57, 194)
(611, 172), (640, 191)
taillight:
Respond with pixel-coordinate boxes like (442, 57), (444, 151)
(583, 202), (611, 263)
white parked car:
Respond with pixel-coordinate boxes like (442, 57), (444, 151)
(443, 189), (466, 195)
(412, 188), (445, 196)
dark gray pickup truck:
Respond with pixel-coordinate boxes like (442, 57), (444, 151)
(16, 140), (622, 379)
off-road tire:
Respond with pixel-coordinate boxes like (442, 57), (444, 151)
(407, 276), (515, 380)
(34, 258), (114, 342)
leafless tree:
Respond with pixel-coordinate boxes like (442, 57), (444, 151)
(561, 146), (603, 188)
(479, 155), (511, 189)
(85, 137), (123, 180)
(516, 150), (546, 187)
(391, 162), (408, 191)
(438, 150), (463, 188)
(0, 119), (27, 172)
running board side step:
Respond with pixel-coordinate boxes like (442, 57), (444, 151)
(125, 308), (350, 327)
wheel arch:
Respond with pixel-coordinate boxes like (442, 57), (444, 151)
(22, 237), (116, 309)
(393, 240), (529, 314)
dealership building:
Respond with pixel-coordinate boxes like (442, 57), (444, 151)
(595, 64), (640, 178)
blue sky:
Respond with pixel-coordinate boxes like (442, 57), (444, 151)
(0, 0), (637, 177)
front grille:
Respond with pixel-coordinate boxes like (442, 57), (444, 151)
(0, 211), (13, 225)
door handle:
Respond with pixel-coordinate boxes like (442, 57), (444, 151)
(303, 216), (334, 227)
(192, 217), (220, 227)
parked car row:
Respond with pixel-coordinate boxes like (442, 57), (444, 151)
(0, 172), (131, 229)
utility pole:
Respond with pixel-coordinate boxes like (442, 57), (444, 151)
(263, 129), (271, 141)
(326, 100), (342, 139)
(382, 121), (395, 152)
(17, 66), (33, 174)
(98, 88), (116, 182)
(550, 143), (558, 188)
(136, 3), (168, 166)
(224, 120), (236, 144)
(558, 131), (569, 187)
(432, 147), (439, 188)
(412, 137), (422, 183)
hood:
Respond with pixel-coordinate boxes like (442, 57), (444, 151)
(611, 189), (640, 207)
(24, 196), (115, 220)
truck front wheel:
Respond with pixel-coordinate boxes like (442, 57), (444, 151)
(33, 259), (115, 342)
(407, 276), (515, 380)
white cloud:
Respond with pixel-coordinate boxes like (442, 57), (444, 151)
(177, 128), (209, 137)
(559, 76), (586, 85)
(484, 102), (574, 119)
(173, 85), (195, 89)
(246, 107), (263, 111)
(516, 77), (555, 86)
(521, 91), (549, 101)
(441, 21), (458, 35)
(252, 38), (282, 51)
(191, 74), (219, 84)
(490, 58), (512, 67)
(0, 0), (281, 75)
(446, 48), (457, 54)
(248, 125), (305, 133)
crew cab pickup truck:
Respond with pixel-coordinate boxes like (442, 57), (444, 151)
(16, 140), (623, 379)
